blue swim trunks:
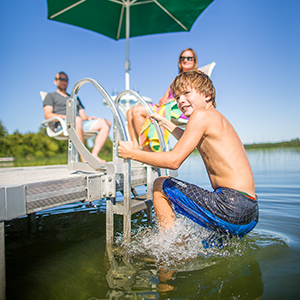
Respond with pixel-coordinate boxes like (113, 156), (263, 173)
(162, 177), (259, 236)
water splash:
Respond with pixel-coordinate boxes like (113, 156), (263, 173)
(115, 216), (246, 267)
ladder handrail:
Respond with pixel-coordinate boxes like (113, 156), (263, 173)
(115, 90), (169, 177)
(66, 78), (129, 171)
(115, 90), (166, 152)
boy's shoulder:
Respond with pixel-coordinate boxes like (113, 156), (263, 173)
(189, 107), (219, 122)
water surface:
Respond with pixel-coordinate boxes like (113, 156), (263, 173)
(5, 148), (300, 299)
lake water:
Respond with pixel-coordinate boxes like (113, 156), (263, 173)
(4, 148), (300, 299)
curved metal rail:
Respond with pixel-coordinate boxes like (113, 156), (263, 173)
(67, 78), (134, 243)
(67, 78), (128, 171)
(115, 90), (166, 152)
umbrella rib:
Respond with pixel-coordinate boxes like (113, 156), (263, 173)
(109, 0), (124, 4)
(153, 0), (188, 31)
(49, 0), (87, 19)
(117, 5), (125, 40)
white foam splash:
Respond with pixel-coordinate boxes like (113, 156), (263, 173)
(115, 217), (244, 266)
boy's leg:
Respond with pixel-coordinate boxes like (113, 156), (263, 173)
(153, 177), (175, 230)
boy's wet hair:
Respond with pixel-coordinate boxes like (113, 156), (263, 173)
(170, 70), (216, 108)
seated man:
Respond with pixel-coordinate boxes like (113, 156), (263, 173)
(118, 70), (258, 237)
(43, 71), (111, 163)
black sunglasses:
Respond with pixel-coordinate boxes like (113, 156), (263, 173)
(56, 77), (68, 82)
(180, 56), (194, 61)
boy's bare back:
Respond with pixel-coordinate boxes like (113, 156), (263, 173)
(185, 106), (255, 197)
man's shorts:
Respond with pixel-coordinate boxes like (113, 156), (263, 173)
(162, 177), (259, 236)
(82, 119), (98, 131)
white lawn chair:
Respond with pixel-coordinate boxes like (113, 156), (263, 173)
(198, 62), (216, 78)
(40, 91), (97, 140)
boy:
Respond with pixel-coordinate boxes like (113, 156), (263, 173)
(118, 70), (258, 236)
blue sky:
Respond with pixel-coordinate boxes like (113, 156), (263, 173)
(0, 0), (299, 144)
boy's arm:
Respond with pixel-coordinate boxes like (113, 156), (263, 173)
(150, 112), (184, 140)
(119, 109), (208, 169)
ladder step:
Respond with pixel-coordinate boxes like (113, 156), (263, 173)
(113, 193), (153, 215)
(115, 166), (149, 192)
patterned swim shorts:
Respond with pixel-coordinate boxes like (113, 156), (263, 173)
(162, 177), (259, 236)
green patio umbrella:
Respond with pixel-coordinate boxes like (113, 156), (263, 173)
(46, 0), (214, 89)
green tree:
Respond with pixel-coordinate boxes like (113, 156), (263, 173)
(0, 120), (9, 156)
(0, 120), (112, 162)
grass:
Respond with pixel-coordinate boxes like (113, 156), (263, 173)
(10, 152), (112, 168)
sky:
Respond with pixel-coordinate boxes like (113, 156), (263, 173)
(0, 0), (299, 144)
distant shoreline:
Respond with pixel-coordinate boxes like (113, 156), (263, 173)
(244, 138), (300, 150)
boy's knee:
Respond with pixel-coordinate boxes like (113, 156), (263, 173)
(153, 176), (168, 192)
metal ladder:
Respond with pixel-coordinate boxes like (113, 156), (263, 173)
(65, 78), (169, 244)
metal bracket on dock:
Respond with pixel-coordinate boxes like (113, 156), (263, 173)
(86, 175), (102, 201)
(100, 174), (116, 198)
(0, 186), (26, 221)
(85, 172), (116, 201)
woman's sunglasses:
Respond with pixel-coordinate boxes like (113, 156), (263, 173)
(180, 56), (194, 61)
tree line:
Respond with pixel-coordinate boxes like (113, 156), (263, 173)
(244, 138), (300, 149)
(0, 120), (112, 159)
(1, 120), (299, 159)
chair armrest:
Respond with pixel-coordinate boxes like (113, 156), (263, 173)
(41, 117), (68, 138)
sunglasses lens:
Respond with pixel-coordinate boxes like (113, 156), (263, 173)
(180, 56), (194, 61)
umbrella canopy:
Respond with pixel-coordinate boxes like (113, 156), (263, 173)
(46, 0), (214, 89)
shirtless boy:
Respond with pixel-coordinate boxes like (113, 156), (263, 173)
(118, 70), (258, 236)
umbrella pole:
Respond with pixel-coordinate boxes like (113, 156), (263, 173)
(125, 1), (130, 90)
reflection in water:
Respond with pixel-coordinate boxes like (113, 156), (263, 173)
(104, 218), (268, 299)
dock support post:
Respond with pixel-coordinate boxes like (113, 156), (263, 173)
(106, 197), (115, 245)
(0, 221), (5, 300)
(123, 159), (131, 243)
